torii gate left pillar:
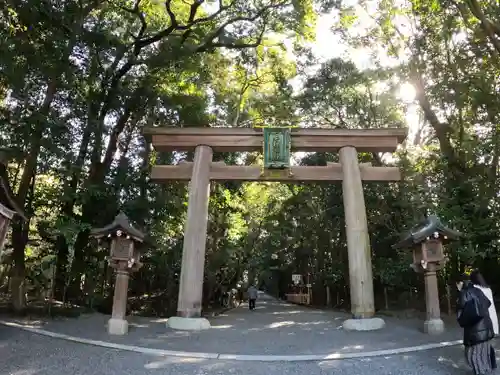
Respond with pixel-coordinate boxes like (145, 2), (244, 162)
(145, 127), (407, 331)
(167, 145), (213, 330)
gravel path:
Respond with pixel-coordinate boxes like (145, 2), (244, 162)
(2, 294), (463, 356)
(0, 326), (477, 375)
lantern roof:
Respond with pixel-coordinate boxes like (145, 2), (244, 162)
(393, 214), (460, 249)
(90, 212), (145, 242)
(0, 151), (27, 221)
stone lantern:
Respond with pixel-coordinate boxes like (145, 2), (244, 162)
(90, 212), (145, 335)
(393, 215), (460, 335)
(0, 150), (27, 257)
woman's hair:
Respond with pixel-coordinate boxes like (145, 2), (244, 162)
(469, 269), (489, 287)
(456, 272), (469, 283)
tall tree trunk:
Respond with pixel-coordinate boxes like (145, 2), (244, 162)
(10, 81), (57, 311)
(54, 49), (102, 298)
(67, 94), (145, 299)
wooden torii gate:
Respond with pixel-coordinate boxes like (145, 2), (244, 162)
(144, 127), (407, 331)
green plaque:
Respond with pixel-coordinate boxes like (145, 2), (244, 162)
(263, 127), (291, 169)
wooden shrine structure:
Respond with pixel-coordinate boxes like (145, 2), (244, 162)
(144, 126), (407, 331)
(394, 215), (460, 334)
(91, 213), (145, 335)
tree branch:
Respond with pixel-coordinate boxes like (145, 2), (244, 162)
(188, 0), (204, 23)
(137, 0), (235, 47)
(197, 15), (271, 51)
(117, 0), (147, 38)
(409, 55), (456, 160)
(465, 0), (500, 55)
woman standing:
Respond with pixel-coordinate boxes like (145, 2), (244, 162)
(457, 272), (496, 375)
(470, 270), (499, 336)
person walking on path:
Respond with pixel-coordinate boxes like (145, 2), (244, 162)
(248, 285), (258, 310)
(457, 272), (496, 375)
(470, 269), (499, 336)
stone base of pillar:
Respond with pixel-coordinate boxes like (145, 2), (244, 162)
(423, 318), (445, 335)
(108, 318), (129, 335)
(342, 317), (385, 331)
(166, 316), (211, 331)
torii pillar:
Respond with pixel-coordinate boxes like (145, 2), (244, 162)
(166, 145), (213, 330)
(340, 146), (385, 331)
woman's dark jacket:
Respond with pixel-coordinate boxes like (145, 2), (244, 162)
(457, 282), (495, 346)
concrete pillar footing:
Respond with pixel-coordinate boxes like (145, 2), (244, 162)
(108, 318), (129, 335)
(166, 316), (211, 331)
(342, 317), (385, 331)
(423, 318), (445, 335)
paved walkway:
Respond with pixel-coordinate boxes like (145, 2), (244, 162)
(0, 327), (485, 375)
(0, 294), (462, 358)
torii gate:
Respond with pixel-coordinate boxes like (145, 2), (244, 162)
(144, 127), (407, 331)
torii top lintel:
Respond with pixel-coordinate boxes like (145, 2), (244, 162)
(143, 127), (408, 153)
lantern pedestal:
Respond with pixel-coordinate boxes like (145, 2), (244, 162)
(343, 317), (386, 331)
(108, 268), (130, 335)
(423, 267), (444, 335)
(166, 316), (211, 331)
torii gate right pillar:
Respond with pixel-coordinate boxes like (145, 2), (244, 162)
(340, 146), (385, 331)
